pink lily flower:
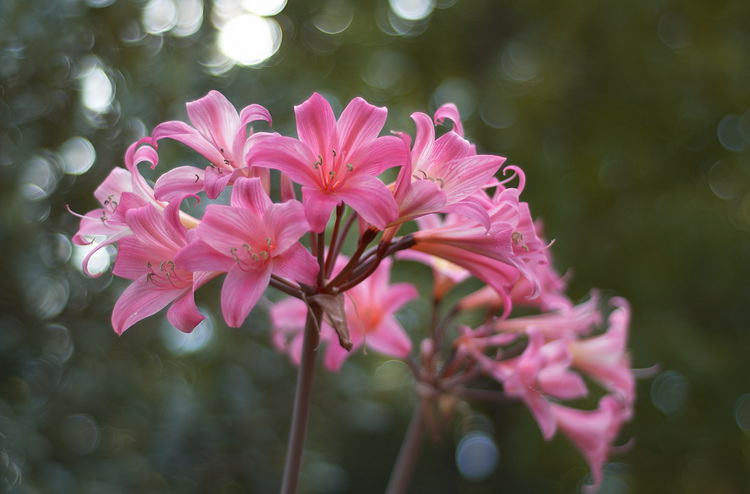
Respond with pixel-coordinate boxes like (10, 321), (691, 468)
(391, 105), (505, 227)
(550, 395), (629, 492)
(72, 138), (163, 276)
(409, 187), (547, 312)
(569, 298), (635, 414)
(396, 214), (471, 299)
(458, 219), (571, 313)
(271, 257), (417, 371)
(248, 92), (404, 232)
(111, 197), (215, 334)
(175, 177), (318, 328)
(151, 90), (272, 199)
(495, 328), (588, 439)
(488, 291), (602, 339)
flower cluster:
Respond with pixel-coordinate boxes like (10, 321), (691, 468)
(73, 90), (634, 491)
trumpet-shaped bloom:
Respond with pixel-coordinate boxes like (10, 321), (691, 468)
(569, 298), (635, 413)
(152, 90), (272, 199)
(550, 395), (628, 492)
(272, 257), (417, 370)
(495, 328), (588, 439)
(391, 105), (505, 226)
(111, 197), (214, 334)
(72, 139), (162, 275)
(175, 177), (318, 327)
(410, 187), (547, 312)
(248, 93), (404, 231)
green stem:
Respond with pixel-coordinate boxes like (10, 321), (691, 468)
(385, 398), (427, 494)
(280, 303), (323, 494)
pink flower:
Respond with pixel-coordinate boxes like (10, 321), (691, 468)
(458, 220), (571, 313)
(272, 257), (417, 370)
(72, 139), (164, 276)
(391, 105), (505, 226)
(495, 328), (588, 439)
(550, 395), (629, 492)
(396, 214), (471, 298)
(569, 298), (635, 414)
(175, 177), (318, 328)
(248, 93), (404, 232)
(488, 291), (602, 339)
(409, 187), (547, 312)
(111, 197), (215, 335)
(151, 90), (272, 199)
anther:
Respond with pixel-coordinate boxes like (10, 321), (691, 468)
(194, 174), (200, 183)
(266, 237), (271, 247)
(314, 155), (323, 169)
(259, 251), (268, 260)
(346, 163), (353, 172)
(251, 253), (260, 262)
(512, 231), (524, 244)
(328, 170), (336, 179)
(436, 178), (445, 189)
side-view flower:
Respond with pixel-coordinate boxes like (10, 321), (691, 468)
(72, 90), (636, 494)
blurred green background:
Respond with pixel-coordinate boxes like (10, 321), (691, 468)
(2, 0), (750, 492)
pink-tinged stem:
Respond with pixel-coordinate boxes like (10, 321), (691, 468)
(280, 303), (323, 494)
(385, 398), (427, 494)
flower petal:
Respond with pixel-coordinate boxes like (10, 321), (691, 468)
(186, 90), (240, 159)
(154, 166), (206, 201)
(220, 264), (272, 327)
(333, 175), (398, 230)
(112, 277), (182, 335)
(295, 93), (336, 158)
(167, 290), (205, 333)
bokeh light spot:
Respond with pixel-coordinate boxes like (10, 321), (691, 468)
(60, 137), (96, 176)
(389, 0), (435, 21)
(717, 115), (747, 152)
(171, 0), (204, 37)
(455, 432), (500, 480)
(159, 308), (216, 355)
(60, 414), (101, 455)
(218, 14), (281, 66)
(25, 277), (70, 320)
(79, 59), (114, 113)
(372, 359), (412, 391)
(650, 371), (688, 415)
(733, 394), (750, 432)
(142, 0), (178, 35)
(433, 78), (476, 119)
(658, 11), (691, 51)
(242, 0), (286, 16)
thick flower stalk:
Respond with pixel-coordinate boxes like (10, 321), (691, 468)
(72, 90), (636, 494)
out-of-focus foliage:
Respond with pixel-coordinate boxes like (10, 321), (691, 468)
(1, 0), (750, 492)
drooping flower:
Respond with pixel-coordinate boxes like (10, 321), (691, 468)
(111, 197), (215, 334)
(488, 291), (601, 339)
(493, 328), (588, 439)
(175, 177), (318, 327)
(457, 219), (571, 313)
(248, 92), (405, 232)
(272, 257), (417, 370)
(409, 186), (547, 312)
(151, 90), (272, 199)
(550, 395), (629, 492)
(569, 298), (635, 414)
